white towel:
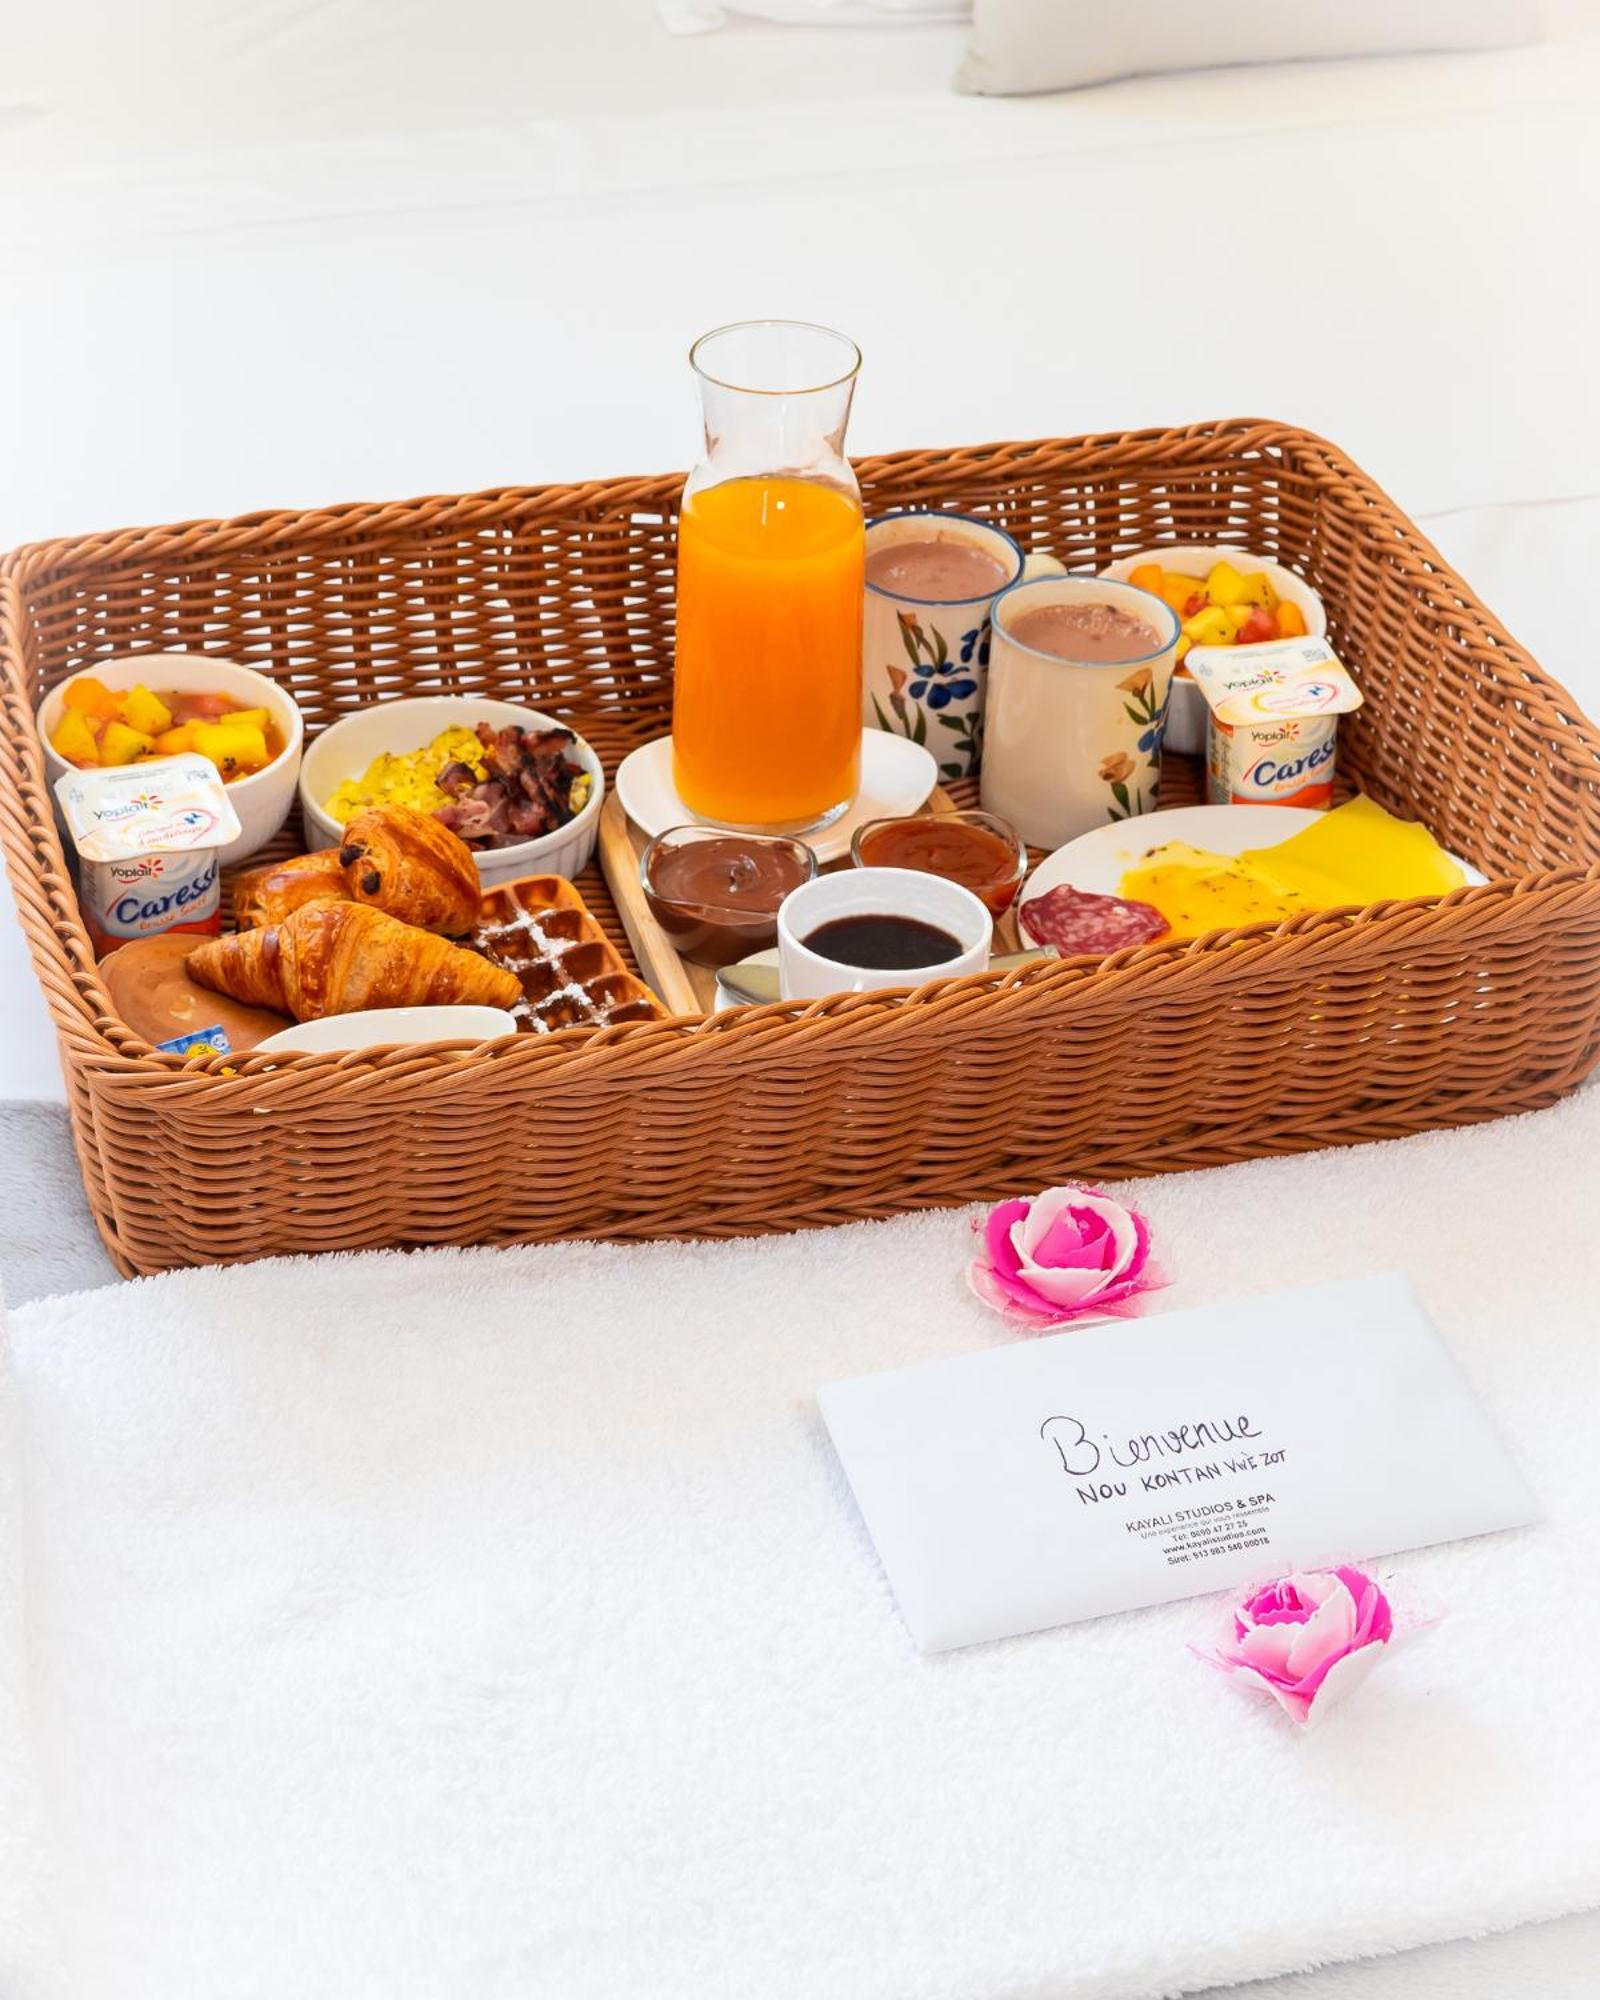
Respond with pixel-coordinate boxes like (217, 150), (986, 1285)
(3, 1080), (1598, 1998)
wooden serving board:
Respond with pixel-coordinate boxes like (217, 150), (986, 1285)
(599, 783), (1002, 1014)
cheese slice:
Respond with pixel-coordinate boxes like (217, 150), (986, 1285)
(1245, 795), (1467, 907)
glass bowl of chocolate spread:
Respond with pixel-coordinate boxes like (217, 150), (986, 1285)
(640, 825), (817, 967)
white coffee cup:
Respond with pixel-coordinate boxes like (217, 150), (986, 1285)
(777, 866), (992, 1000)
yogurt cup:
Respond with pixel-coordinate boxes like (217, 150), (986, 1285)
(56, 754), (241, 957)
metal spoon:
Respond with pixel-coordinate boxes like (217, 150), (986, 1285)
(716, 945), (1059, 1008)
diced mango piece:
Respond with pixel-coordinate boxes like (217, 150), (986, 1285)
(63, 676), (121, 721)
(1222, 604), (1255, 634)
(51, 708), (101, 766)
(1206, 560), (1277, 609)
(1182, 606), (1235, 648)
(1128, 563), (1165, 596)
(1159, 573), (1203, 615)
(1274, 600), (1308, 638)
(98, 721), (155, 766)
(193, 720), (269, 780)
(224, 706), (272, 732)
(119, 684), (173, 736)
(153, 724), (198, 756)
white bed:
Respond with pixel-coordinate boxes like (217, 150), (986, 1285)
(1, 5), (1597, 1990)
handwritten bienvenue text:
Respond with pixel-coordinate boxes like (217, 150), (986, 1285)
(1038, 1411), (1280, 1503)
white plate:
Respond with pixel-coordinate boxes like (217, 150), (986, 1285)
(255, 1005), (520, 1056)
(1019, 804), (1485, 922)
(615, 730), (938, 865)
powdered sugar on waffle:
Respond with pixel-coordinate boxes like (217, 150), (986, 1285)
(472, 894), (663, 1034)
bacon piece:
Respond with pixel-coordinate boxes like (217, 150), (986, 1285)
(433, 724), (587, 850)
(434, 759), (479, 799)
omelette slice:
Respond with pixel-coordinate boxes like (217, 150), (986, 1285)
(1118, 842), (1313, 941)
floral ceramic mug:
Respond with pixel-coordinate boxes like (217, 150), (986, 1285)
(979, 575), (1181, 849)
(862, 512), (1062, 781)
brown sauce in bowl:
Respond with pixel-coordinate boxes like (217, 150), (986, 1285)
(855, 814), (1025, 915)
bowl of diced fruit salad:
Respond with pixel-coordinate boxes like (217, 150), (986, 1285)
(37, 652), (304, 864)
(1100, 547), (1326, 756)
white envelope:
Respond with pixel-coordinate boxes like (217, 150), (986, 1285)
(818, 1272), (1539, 1652)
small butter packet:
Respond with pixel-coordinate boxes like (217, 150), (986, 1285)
(155, 1025), (232, 1058)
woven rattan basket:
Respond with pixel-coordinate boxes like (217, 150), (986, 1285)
(4, 421), (1599, 1277)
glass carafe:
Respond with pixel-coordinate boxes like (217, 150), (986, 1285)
(673, 320), (864, 834)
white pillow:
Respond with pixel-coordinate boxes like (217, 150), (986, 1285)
(956, 0), (1542, 94)
(661, 0), (967, 31)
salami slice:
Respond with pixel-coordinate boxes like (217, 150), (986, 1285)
(1018, 883), (1170, 958)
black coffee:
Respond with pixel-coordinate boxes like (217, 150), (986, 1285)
(802, 912), (964, 970)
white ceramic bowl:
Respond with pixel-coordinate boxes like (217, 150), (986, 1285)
(1099, 546), (1328, 757)
(298, 696), (604, 886)
(37, 652), (304, 867)
(254, 1005), (520, 1056)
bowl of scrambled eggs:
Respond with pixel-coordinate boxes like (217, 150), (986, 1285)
(299, 696), (604, 886)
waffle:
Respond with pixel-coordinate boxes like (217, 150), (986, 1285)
(471, 876), (667, 1034)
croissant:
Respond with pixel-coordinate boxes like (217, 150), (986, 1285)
(337, 805), (481, 936)
(232, 849), (349, 929)
(188, 901), (521, 1021)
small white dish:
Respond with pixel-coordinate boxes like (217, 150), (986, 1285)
(1019, 804), (1485, 923)
(37, 651), (304, 867)
(1099, 546), (1328, 757)
(616, 729), (938, 864)
(254, 1005), (520, 1056)
(298, 696), (604, 887)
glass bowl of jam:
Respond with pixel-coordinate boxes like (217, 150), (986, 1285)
(640, 824), (817, 968)
(850, 810), (1027, 917)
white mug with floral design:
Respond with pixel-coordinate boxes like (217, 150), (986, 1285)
(862, 512), (1062, 782)
(979, 575), (1180, 849)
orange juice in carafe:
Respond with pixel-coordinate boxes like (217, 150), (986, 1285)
(674, 475), (863, 829)
(672, 320), (865, 833)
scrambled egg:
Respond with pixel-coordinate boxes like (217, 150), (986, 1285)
(1120, 842), (1310, 941)
(324, 726), (487, 824)
(1119, 798), (1467, 942)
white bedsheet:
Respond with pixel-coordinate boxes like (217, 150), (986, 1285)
(1, 0), (1598, 545)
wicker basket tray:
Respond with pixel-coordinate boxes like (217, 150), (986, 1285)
(4, 421), (1599, 1277)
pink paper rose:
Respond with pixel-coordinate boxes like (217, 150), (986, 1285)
(1194, 1565), (1401, 1724)
(967, 1184), (1166, 1330)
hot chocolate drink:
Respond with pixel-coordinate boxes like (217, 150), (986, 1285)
(1007, 599), (1161, 664)
(865, 536), (1012, 603)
